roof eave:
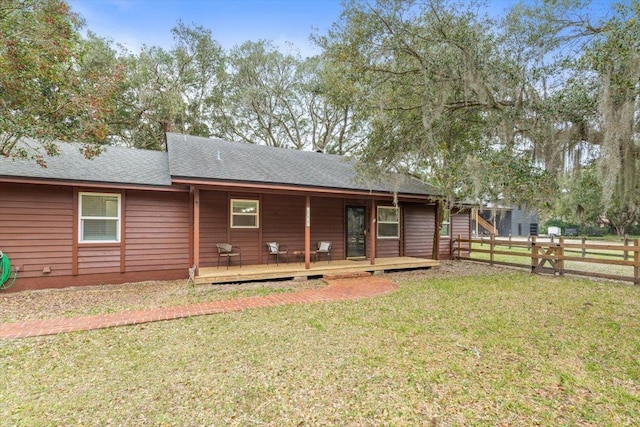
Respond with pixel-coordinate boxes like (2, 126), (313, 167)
(0, 176), (186, 192)
(171, 176), (437, 201)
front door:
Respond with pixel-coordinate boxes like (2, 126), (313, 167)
(346, 206), (366, 258)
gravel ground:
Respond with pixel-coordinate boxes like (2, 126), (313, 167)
(0, 261), (510, 323)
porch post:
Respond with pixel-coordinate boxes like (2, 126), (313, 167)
(370, 199), (376, 265)
(305, 195), (311, 269)
(192, 186), (200, 275)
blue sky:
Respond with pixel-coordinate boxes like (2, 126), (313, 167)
(67, 0), (616, 56)
(68, 0), (344, 56)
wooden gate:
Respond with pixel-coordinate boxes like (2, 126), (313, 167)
(531, 243), (564, 275)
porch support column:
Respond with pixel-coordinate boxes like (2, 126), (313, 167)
(305, 195), (311, 269)
(433, 201), (441, 260)
(192, 186), (200, 275)
(370, 199), (376, 265)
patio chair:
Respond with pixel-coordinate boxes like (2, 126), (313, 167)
(216, 243), (241, 269)
(266, 242), (288, 265)
(315, 241), (332, 262)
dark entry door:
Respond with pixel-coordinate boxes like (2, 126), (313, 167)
(346, 206), (366, 258)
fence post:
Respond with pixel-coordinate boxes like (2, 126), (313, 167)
(581, 237), (586, 258)
(634, 239), (639, 286)
(530, 235), (537, 272)
(508, 233), (512, 249)
(490, 233), (495, 266)
(457, 234), (462, 261)
(558, 237), (564, 276)
(450, 235), (454, 260)
(624, 235), (629, 261)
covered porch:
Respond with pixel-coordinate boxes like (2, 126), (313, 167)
(194, 256), (439, 285)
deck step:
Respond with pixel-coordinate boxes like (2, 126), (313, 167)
(323, 271), (372, 280)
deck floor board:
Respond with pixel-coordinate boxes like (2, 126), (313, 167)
(195, 257), (439, 284)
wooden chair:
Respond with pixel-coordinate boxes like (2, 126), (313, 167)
(216, 243), (241, 269)
(266, 242), (288, 265)
(315, 241), (332, 262)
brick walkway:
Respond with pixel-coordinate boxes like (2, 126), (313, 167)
(0, 276), (398, 340)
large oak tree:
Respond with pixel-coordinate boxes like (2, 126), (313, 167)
(0, 0), (122, 162)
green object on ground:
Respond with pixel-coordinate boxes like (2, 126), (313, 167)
(1, 251), (17, 289)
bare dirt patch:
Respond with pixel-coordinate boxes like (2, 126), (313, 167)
(0, 261), (509, 323)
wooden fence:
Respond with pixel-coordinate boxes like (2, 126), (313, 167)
(452, 235), (640, 285)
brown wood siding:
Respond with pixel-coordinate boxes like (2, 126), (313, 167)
(452, 209), (471, 238)
(262, 194), (305, 263)
(0, 184), (74, 278)
(78, 245), (120, 274)
(376, 238), (400, 258)
(124, 190), (190, 272)
(438, 209), (471, 259)
(310, 197), (344, 260)
(404, 203), (436, 258)
(199, 190), (228, 267)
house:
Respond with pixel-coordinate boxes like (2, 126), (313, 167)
(0, 133), (471, 292)
(473, 205), (539, 237)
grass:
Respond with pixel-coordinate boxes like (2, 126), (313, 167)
(2, 271), (640, 425)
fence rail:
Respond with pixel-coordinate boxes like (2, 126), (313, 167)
(452, 235), (640, 285)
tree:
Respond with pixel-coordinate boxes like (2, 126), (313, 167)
(508, 0), (640, 231)
(0, 0), (122, 161)
(216, 40), (303, 148)
(317, 0), (558, 209)
(556, 164), (603, 227)
(208, 40), (364, 153)
(107, 23), (226, 150)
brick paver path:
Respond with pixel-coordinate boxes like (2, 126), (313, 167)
(0, 276), (398, 340)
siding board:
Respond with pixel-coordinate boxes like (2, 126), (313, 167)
(124, 191), (191, 272)
(78, 246), (120, 274)
(0, 184), (74, 280)
(376, 239), (400, 258)
(262, 194), (306, 262)
(199, 190), (228, 267)
(310, 197), (344, 260)
(438, 209), (471, 259)
(404, 203), (436, 258)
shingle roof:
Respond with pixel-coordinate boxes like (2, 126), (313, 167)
(0, 138), (171, 187)
(166, 133), (439, 196)
(1, 134), (440, 197)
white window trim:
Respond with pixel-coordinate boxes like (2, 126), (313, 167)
(377, 206), (400, 239)
(79, 192), (121, 243)
(230, 199), (259, 229)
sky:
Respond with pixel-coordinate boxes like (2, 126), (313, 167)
(67, 0), (616, 56)
(68, 0), (344, 56)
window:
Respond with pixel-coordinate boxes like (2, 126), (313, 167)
(440, 209), (450, 237)
(377, 206), (399, 238)
(79, 192), (121, 242)
(231, 199), (259, 228)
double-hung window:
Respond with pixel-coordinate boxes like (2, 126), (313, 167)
(377, 206), (399, 238)
(79, 192), (121, 242)
(231, 199), (259, 228)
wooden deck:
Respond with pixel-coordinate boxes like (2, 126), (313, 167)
(195, 257), (439, 285)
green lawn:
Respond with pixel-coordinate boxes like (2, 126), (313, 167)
(2, 271), (639, 426)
